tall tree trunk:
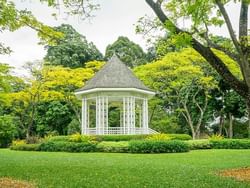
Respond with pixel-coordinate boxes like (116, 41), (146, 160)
(219, 113), (224, 135)
(191, 129), (196, 140)
(228, 112), (233, 139)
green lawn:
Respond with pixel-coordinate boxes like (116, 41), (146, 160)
(0, 149), (250, 188)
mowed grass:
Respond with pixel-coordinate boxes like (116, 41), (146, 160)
(0, 149), (250, 188)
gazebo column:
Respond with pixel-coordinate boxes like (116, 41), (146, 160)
(142, 98), (149, 134)
(123, 97), (135, 134)
(81, 97), (88, 135)
(96, 96), (108, 135)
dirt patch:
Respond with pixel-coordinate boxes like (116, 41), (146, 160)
(219, 167), (250, 182)
(0, 177), (36, 188)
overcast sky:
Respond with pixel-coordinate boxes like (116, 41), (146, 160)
(0, 0), (244, 75)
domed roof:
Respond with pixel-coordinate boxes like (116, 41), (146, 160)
(76, 55), (154, 93)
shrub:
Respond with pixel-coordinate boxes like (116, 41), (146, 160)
(12, 139), (26, 146)
(10, 144), (40, 151)
(128, 140), (189, 153)
(39, 141), (96, 152)
(0, 115), (17, 148)
(210, 139), (250, 149)
(187, 140), (212, 150)
(97, 141), (129, 153)
(146, 134), (171, 141)
(209, 134), (224, 141)
(167, 134), (192, 140)
(69, 133), (96, 143)
(67, 119), (80, 135)
(47, 136), (70, 142)
(96, 134), (148, 142)
(26, 136), (41, 144)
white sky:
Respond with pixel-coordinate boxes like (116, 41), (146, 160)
(0, 0), (245, 75)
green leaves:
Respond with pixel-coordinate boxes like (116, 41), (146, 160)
(44, 24), (103, 68)
(105, 36), (147, 68)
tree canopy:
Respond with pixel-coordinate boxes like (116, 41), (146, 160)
(44, 24), (103, 68)
(105, 36), (147, 68)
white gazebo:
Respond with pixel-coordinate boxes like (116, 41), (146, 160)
(75, 55), (157, 135)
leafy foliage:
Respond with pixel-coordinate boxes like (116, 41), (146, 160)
(10, 144), (40, 151)
(210, 139), (250, 149)
(146, 133), (171, 141)
(97, 141), (129, 153)
(128, 140), (189, 153)
(69, 133), (96, 143)
(39, 141), (97, 152)
(105, 36), (147, 68)
(44, 24), (103, 68)
(0, 115), (17, 147)
(186, 140), (212, 150)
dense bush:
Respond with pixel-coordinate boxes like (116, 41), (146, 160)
(210, 139), (250, 149)
(0, 115), (17, 147)
(209, 134), (224, 141)
(168, 134), (192, 140)
(26, 136), (42, 144)
(67, 119), (80, 135)
(10, 144), (40, 151)
(97, 141), (129, 153)
(146, 134), (171, 141)
(129, 140), (189, 153)
(187, 140), (212, 150)
(95, 134), (192, 142)
(96, 134), (148, 142)
(47, 136), (70, 142)
(69, 133), (96, 143)
(39, 141), (97, 152)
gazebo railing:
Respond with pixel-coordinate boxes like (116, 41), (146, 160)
(84, 127), (158, 135)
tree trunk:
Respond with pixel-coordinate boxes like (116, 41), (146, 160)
(219, 113), (224, 135)
(192, 130), (196, 140)
(228, 112), (233, 139)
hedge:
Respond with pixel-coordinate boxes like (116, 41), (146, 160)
(168, 134), (192, 141)
(10, 144), (40, 151)
(47, 136), (70, 142)
(129, 140), (189, 153)
(39, 141), (97, 152)
(186, 140), (212, 150)
(96, 134), (192, 142)
(210, 139), (250, 149)
(97, 141), (129, 153)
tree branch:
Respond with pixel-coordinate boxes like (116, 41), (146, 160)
(239, 1), (248, 43)
(145, 0), (248, 99)
(215, 0), (242, 55)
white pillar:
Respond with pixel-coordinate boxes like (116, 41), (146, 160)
(123, 97), (126, 134)
(81, 97), (88, 135)
(105, 97), (109, 134)
(127, 97), (130, 134)
(122, 96), (136, 135)
(131, 97), (135, 134)
(96, 96), (100, 134)
(96, 96), (109, 135)
(142, 98), (149, 134)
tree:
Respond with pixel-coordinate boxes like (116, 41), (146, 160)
(8, 60), (104, 138)
(0, 115), (16, 147)
(44, 24), (103, 68)
(135, 48), (218, 139)
(210, 81), (246, 138)
(0, 1), (99, 55)
(105, 36), (147, 68)
(144, 0), (250, 137)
